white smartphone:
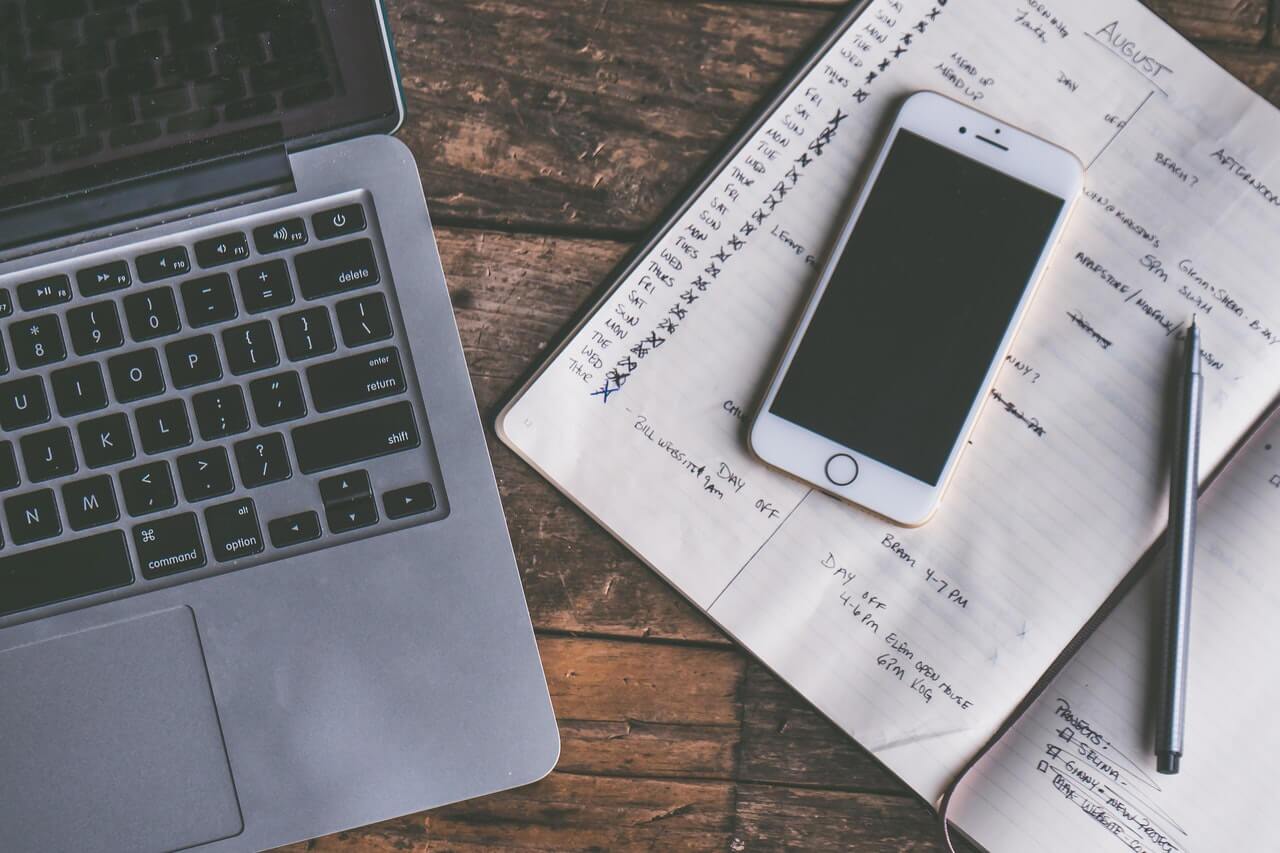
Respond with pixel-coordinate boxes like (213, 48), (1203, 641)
(749, 91), (1083, 526)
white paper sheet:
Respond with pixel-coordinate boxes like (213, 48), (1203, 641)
(949, 410), (1280, 853)
(500, 0), (1280, 810)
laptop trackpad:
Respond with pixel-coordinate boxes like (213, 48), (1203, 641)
(0, 607), (243, 852)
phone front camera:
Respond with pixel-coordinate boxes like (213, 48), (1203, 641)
(959, 126), (967, 134)
(994, 128), (1002, 134)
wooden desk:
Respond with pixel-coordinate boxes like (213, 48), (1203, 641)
(289, 2), (1280, 849)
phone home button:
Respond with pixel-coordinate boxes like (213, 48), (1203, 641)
(825, 453), (859, 486)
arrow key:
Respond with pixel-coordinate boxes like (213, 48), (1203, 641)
(326, 495), (377, 534)
(319, 469), (370, 506)
(268, 510), (321, 548)
(383, 482), (436, 519)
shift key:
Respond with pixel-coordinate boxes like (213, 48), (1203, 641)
(292, 401), (420, 474)
(306, 347), (406, 412)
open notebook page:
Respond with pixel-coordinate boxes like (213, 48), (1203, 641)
(947, 408), (1280, 853)
(499, 0), (1280, 804)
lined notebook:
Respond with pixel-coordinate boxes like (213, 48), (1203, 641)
(496, 0), (1280, 848)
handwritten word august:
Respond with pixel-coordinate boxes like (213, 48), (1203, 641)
(1094, 21), (1173, 82)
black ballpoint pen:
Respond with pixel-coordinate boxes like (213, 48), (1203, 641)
(1156, 316), (1202, 775)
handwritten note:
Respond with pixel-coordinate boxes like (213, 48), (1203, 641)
(949, 411), (1280, 852)
(500, 0), (1280, 811)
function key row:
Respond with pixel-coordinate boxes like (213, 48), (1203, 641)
(5, 203), (369, 310)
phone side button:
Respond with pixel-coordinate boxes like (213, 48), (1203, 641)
(825, 453), (859, 486)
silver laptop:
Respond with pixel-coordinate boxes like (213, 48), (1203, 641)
(0, 2), (558, 850)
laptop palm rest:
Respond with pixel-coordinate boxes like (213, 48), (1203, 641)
(0, 607), (243, 852)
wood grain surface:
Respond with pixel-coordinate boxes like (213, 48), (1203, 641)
(283, 1), (1280, 849)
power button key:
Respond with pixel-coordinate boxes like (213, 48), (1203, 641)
(313, 204), (367, 240)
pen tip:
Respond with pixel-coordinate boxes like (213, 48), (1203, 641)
(1190, 314), (1197, 329)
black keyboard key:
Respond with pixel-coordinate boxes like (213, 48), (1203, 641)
(30, 109), (79, 144)
(79, 413), (135, 469)
(77, 259), (132, 296)
(67, 301), (125, 355)
(306, 347), (406, 413)
(134, 512), (206, 579)
(0, 442), (18, 490)
(0, 530), (132, 616)
(111, 121), (164, 149)
(5, 489), (61, 545)
(295, 239), (379, 300)
(279, 306), (335, 361)
(268, 510), (320, 548)
(17, 274), (72, 310)
(21, 427), (77, 482)
(121, 460), (177, 516)
(140, 87), (191, 120)
(292, 400), (420, 474)
(124, 287), (182, 341)
(108, 348), (165, 401)
(192, 385), (250, 440)
(135, 399), (192, 454)
(181, 273), (238, 327)
(177, 447), (234, 502)
(234, 432), (291, 488)
(84, 99), (135, 131)
(384, 482), (437, 519)
(168, 108), (219, 134)
(136, 246), (191, 282)
(238, 259), (293, 313)
(248, 371), (305, 425)
(52, 136), (103, 163)
(165, 334), (222, 388)
(319, 469), (371, 505)
(193, 72), (244, 107)
(194, 231), (250, 267)
(253, 217), (307, 253)
(336, 292), (393, 347)
(63, 475), (119, 531)
(0, 288), (12, 318)
(10, 314), (67, 368)
(223, 320), (279, 374)
(312, 204), (366, 240)
(205, 497), (264, 562)
(0, 376), (50, 430)
(326, 496), (378, 533)
(51, 362), (108, 417)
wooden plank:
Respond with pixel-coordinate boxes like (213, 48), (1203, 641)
(737, 660), (911, 794)
(539, 635), (744, 778)
(1206, 44), (1280, 104)
(389, 0), (833, 233)
(1142, 0), (1269, 44)
(283, 772), (735, 852)
(731, 784), (949, 852)
(539, 635), (742, 725)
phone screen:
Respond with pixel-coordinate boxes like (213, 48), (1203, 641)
(770, 129), (1065, 485)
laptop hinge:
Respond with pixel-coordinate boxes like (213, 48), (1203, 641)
(0, 146), (294, 255)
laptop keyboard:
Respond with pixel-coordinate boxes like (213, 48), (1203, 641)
(0, 195), (447, 618)
(0, 0), (339, 177)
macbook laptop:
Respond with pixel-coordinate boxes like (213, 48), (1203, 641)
(0, 1), (558, 850)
